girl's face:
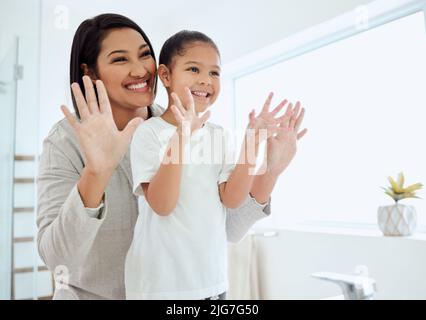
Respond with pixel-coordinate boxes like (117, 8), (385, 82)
(160, 42), (221, 113)
(95, 28), (156, 112)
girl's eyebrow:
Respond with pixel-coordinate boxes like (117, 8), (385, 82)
(184, 61), (221, 71)
(107, 44), (149, 57)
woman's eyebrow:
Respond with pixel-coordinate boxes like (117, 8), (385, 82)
(107, 44), (149, 57)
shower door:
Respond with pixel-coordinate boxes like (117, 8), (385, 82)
(0, 38), (19, 300)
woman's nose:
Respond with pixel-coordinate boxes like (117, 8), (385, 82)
(129, 61), (150, 78)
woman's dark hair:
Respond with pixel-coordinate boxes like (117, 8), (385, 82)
(70, 13), (157, 118)
(159, 30), (220, 68)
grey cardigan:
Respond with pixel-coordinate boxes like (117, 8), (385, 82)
(36, 104), (271, 300)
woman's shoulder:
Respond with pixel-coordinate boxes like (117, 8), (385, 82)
(44, 116), (78, 146)
(42, 116), (83, 164)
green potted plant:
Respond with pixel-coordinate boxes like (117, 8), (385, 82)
(378, 172), (423, 236)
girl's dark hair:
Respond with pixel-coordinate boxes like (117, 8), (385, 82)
(159, 30), (220, 68)
(70, 13), (157, 118)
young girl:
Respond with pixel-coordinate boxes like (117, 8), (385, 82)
(125, 30), (299, 299)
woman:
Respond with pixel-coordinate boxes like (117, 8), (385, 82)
(36, 13), (307, 300)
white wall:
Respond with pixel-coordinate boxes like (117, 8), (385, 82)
(37, 0), (373, 151)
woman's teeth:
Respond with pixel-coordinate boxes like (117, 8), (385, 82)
(126, 82), (147, 90)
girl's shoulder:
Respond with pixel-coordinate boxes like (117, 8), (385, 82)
(150, 103), (165, 117)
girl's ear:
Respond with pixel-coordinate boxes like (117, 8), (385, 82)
(80, 64), (98, 82)
(157, 64), (171, 88)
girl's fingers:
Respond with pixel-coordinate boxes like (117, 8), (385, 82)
(184, 87), (195, 113)
(261, 92), (274, 113)
(171, 92), (186, 115)
(71, 82), (90, 119)
(294, 108), (305, 133)
(83, 76), (100, 114)
(61, 105), (79, 128)
(95, 80), (112, 114)
(171, 105), (184, 123)
(297, 128), (308, 140)
(199, 110), (211, 125)
(270, 99), (287, 117)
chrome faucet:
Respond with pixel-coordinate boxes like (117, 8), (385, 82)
(311, 271), (377, 300)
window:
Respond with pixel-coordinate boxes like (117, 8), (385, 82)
(232, 10), (426, 228)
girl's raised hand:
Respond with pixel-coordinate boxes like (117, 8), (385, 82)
(61, 76), (143, 176)
(247, 92), (290, 144)
(262, 100), (308, 176)
(170, 87), (210, 136)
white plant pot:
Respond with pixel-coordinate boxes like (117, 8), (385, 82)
(377, 204), (417, 236)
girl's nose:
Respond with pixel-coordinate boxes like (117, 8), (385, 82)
(198, 74), (212, 85)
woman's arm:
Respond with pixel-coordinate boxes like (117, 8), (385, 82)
(37, 77), (143, 269)
(37, 133), (108, 270)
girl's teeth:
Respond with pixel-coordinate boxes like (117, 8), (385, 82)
(127, 82), (147, 90)
(191, 91), (208, 97)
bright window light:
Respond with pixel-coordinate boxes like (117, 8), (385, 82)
(234, 12), (426, 227)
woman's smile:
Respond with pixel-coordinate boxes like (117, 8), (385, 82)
(123, 79), (151, 93)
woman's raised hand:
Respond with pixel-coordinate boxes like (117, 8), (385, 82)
(170, 87), (210, 136)
(61, 76), (143, 176)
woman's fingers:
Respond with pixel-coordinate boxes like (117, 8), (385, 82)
(122, 117), (144, 142)
(294, 107), (305, 133)
(95, 80), (112, 114)
(83, 76), (100, 114)
(297, 128), (308, 140)
(261, 92), (274, 113)
(61, 105), (79, 128)
(279, 103), (293, 128)
(71, 82), (90, 119)
(288, 102), (301, 130)
(248, 109), (256, 128)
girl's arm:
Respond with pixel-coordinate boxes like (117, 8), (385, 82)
(141, 129), (187, 215)
(142, 89), (210, 216)
(220, 93), (290, 209)
(219, 135), (260, 209)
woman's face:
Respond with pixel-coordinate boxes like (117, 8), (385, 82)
(95, 28), (156, 111)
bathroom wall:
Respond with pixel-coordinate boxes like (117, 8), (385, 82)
(247, 227), (426, 299)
